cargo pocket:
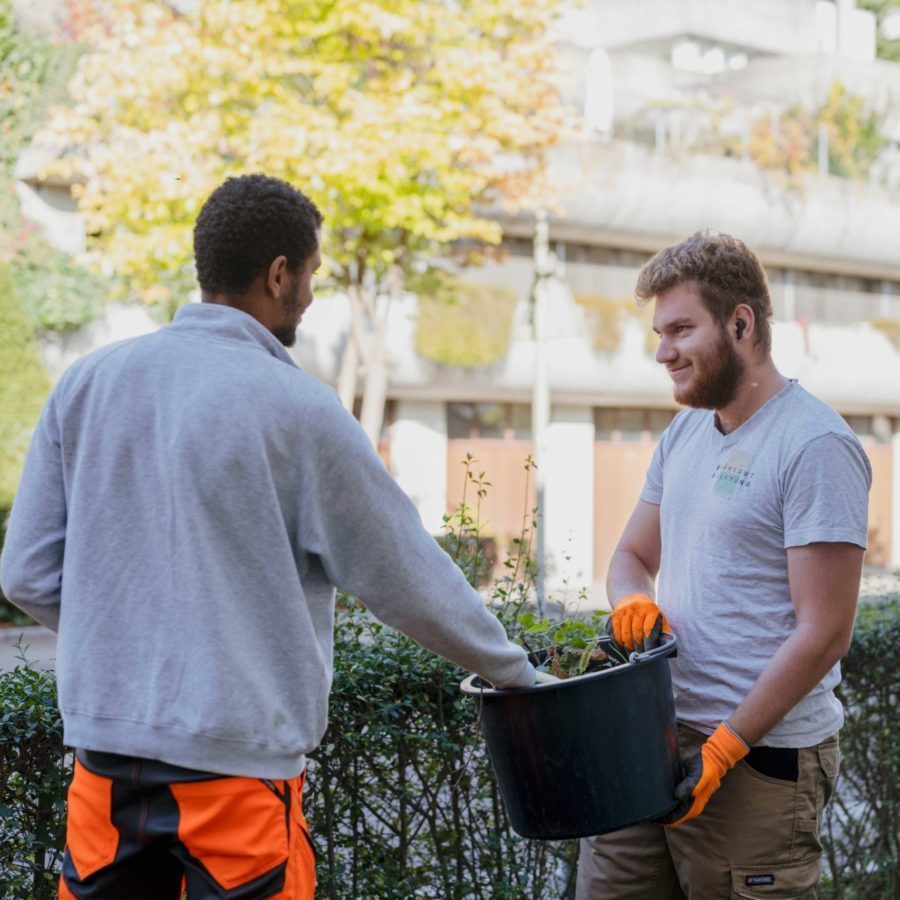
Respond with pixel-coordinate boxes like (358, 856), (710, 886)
(170, 776), (289, 891)
(64, 760), (120, 881)
(794, 736), (841, 858)
(288, 778), (315, 856)
(731, 857), (820, 899)
(288, 776), (317, 899)
(816, 738), (840, 811)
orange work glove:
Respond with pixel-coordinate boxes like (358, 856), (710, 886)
(606, 593), (670, 653)
(661, 722), (749, 827)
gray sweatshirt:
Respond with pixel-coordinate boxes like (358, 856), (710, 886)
(0, 303), (533, 777)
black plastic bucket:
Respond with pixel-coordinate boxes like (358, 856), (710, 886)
(459, 634), (680, 840)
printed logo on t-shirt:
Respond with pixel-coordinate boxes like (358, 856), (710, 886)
(712, 450), (755, 499)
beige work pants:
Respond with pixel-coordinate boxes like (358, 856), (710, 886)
(575, 725), (840, 899)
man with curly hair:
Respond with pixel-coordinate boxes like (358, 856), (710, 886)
(577, 231), (871, 898)
(1, 174), (536, 899)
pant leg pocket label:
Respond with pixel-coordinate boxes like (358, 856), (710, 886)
(731, 857), (820, 898)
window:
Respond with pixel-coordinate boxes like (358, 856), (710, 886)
(447, 403), (532, 439)
(595, 408), (675, 441)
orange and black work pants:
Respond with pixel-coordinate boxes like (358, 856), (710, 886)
(59, 749), (316, 900)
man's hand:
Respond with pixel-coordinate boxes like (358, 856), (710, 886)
(606, 593), (670, 653)
(660, 722), (749, 827)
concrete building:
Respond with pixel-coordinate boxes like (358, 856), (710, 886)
(17, 0), (900, 602)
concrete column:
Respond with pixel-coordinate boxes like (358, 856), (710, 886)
(390, 401), (448, 534)
(892, 421), (900, 568)
(544, 406), (595, 596)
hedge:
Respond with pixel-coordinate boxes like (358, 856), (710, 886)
(821, 598), (899, 898)
(0, 647), (67, 898)
(0, 597), (896, 898)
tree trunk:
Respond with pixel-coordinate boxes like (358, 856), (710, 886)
(336, 330), (359, 412)
(358, 292), (390, 448)
(336, 286), (365, 411)
(336, 280), (394, 449)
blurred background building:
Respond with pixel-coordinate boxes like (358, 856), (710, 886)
(14, 0), (900, 600)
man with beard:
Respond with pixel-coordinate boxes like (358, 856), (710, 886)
(1, 174), (537, 899)
(576, 232), (871, 898)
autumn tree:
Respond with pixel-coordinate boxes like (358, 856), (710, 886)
(39, 0), (571, 444)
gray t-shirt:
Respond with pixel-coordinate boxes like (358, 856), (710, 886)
(641, 380), (871, 747)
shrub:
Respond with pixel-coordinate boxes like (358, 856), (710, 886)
(0, 648), (69, 899)
(9, 229), (108, 333)
(0, 584), (895, 897)
(822, 598), (900, 898)
(307, 602), (577, 898)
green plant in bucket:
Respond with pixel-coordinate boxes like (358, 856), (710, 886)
(443, 453), (631, 682)
(514, 612), (630, 679)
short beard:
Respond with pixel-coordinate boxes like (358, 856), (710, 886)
(272, 323), (297, 347)
(675, 330), (744, 410)
(272, 287), (301, 347)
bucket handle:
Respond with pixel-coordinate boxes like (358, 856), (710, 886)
(628, 632), (677, 664)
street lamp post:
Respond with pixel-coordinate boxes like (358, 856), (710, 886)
(531, 210), (556, 617)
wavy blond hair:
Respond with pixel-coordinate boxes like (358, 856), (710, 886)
(636, 231), (773, 354)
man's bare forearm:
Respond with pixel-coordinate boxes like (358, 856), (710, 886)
(727, 542), (863, 745)
(728, 623), (849, 746)
(606, 548), (657, 609)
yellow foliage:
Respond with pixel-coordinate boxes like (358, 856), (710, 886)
(38, 0), (573, 311)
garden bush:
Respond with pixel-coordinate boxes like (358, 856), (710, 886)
(1, 598), (896, 897)
(822, 597), (899, 898)
(307, 601), (577, 898)
(0, 648), (68, 899)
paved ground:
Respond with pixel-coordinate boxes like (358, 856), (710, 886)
(859, 568), (900, 601)
(0, 625), (57, 671)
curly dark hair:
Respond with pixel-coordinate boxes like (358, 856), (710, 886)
(635, 230), (773, 354)
(193, 174), (323, 294)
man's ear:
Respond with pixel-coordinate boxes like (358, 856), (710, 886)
(266, 256), (289, 298)
(733, 303), (755, 341)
